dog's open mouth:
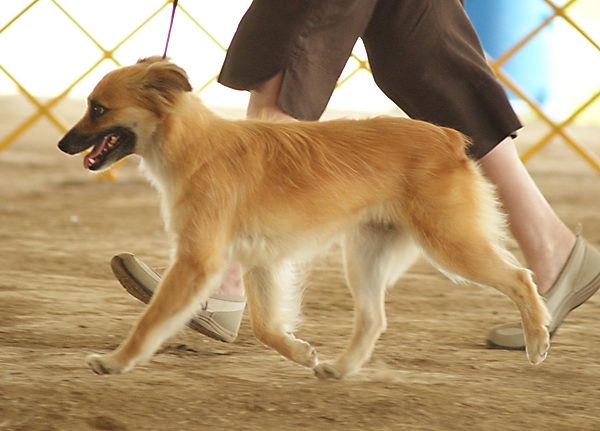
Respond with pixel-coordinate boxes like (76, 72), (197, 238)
(84, 128), (135, 171)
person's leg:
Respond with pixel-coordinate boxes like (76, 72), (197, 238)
(219, 0), (377, 122)
(362, 0), (522, 160)
(246, 72), (296, 122)
(479, 138), (575, 294)
(480, 138), (600, 350)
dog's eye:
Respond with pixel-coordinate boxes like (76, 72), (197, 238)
(90, 102), (107, 119)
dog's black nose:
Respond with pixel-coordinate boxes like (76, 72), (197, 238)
(57, 137), (70, 154)
(58, 130), (92, 155)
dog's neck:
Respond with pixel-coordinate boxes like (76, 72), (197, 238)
(138, 94), (222, 229)
(141, 95), (217, 177)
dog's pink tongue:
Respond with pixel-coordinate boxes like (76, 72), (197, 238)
(83, 136), (109, 169)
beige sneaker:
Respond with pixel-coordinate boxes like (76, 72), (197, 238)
(110, 253), (246, 343)
(487, 235), (600, 350)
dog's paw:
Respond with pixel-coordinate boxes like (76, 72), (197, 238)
(525, 325), (550, 365)
(86, 353), (132, 375)
(313, 361), (346, 380)
(290, 339), (319, 368)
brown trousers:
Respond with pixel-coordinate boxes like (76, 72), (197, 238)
(218, 0), (521, 159)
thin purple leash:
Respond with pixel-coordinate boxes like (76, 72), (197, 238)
(162, 0), (179, 59)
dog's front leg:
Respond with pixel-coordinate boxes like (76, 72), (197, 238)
(245, 265), (318, 368)
(86, 257), (222, 375)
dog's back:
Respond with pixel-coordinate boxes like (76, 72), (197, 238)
(172, 115), (474, 237)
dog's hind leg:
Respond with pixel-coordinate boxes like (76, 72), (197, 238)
(245, 262), (318, 368)
(314, 224), (419, 380)
(86, 255), (225, 375)
(406, 173), (551, 365)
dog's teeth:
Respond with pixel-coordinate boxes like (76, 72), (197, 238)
(110, 136), (118, 144)
(88, 158), (95, 164)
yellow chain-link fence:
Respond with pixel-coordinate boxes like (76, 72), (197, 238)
(1, 0), (599, 177)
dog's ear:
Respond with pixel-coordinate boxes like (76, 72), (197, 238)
(137, 57), (192, 111)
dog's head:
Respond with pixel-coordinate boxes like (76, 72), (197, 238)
(57, 56), (192, 171)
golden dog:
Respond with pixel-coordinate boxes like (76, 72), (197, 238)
(58, 57), (550, 379)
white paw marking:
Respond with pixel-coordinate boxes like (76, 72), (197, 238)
(291, 339), (319, 368)
(86, 353), (132, 375)
(313, 361), (345, 380)
(525, 326), (550, 365)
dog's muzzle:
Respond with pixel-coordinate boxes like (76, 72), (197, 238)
(58, 126), (136, 171)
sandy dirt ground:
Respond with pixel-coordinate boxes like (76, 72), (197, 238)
(1, 97), (600, 431)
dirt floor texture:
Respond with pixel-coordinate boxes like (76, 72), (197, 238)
(1, 98), (600, 431)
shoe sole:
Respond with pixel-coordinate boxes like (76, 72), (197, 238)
(486, 272), (600, 351)
(486, 329), (558, 351)
(110, 255), (236, 343)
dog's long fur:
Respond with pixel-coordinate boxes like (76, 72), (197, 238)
(58, 57), (550, 378)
